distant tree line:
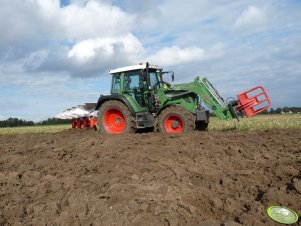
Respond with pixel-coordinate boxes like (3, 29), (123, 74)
(36, 118), (72, 125)
(0, 118), (34, 127)
(261, 107), (301, 114)
(0, 117), (71, 128)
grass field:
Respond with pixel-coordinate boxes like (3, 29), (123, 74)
(0, 114), (300, 134)
(208, 114), (301, 131)
(0, 124), (70, 135)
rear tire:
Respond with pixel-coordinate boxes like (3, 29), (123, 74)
(157, 106), (194, 134)
(98, 100), (136, 134)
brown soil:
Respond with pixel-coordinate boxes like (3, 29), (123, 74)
(0, 129), (300, 226)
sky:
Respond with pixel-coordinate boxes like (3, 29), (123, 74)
(0, 0), (301, 121)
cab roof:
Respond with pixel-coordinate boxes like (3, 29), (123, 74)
(109, 63), (161, 74)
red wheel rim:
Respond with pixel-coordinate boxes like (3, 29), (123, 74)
(164, 114), (184, 133)
(103, 108), (126, 134)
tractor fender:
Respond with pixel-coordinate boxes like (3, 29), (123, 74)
(155, 104), (177, 117)
(95, 95), (135, 114)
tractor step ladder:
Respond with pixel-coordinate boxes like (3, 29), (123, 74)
(236, 86), (271, 117)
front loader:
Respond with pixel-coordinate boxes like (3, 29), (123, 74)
(95, 63), (271, 134)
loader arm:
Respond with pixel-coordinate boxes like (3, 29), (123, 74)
(172, 77), (236, 120)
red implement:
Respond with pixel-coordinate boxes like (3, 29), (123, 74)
(73, 118), (81, 128)
(237, 86), (271, 117)
(89, 116), (98, 128)
(71, 118), (76, 128)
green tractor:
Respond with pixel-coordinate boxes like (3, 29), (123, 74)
(95, 63), (271, 134)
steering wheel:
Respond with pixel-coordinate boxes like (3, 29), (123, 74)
(153, 81), (171, 91)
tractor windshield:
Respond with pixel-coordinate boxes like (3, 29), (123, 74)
(148, 69), (163, 88)
(149, 71), (160, 87)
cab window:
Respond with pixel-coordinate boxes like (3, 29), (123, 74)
(111, 74), (120, 93)
(149, 72), (159, 87)
(124, 71), (143, 91)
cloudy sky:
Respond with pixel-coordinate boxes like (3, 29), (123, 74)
(0, 0), (300, 121)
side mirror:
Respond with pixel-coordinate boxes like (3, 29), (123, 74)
(161, 71), (175, 82)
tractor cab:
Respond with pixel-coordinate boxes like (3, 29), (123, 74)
(109, 63), (171, 111)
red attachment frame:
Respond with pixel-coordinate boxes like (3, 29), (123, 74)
(237, 86), (271, 117)
(71, 117), (98, 129)
(89, 116), (98, 128)
(71, 118), (80, 128)
(81, 117), (89, 128)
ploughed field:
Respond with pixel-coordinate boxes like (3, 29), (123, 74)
(0, 129), (300, 226)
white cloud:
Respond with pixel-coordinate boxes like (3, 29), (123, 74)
(234, 6), (266, 31)
(148, 43), (224, 66)
(0, 0), (138, 78)
(24, 50), (50, 71)
(0, 0), (134, 46)
(148, 46), (205, 66)
(61, 0), (134, 40)
(68, 33), (144, 63)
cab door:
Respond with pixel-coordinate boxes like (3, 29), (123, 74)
(123, 70), (146, 108)
(145, 70), (161, 112)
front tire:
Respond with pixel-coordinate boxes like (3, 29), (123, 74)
(98, 100), (135, 134)
(157, 106), (194, 134)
